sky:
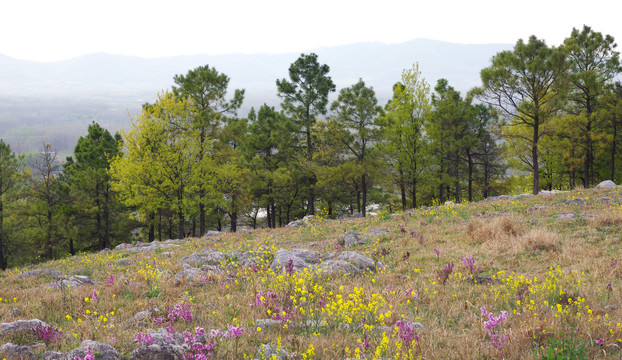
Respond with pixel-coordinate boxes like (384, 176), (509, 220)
(2, 0), (621, 62)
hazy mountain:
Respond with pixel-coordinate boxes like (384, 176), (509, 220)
(0, 39), (512, 154)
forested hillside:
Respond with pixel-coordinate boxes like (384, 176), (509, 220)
(0, 25), (620, 269)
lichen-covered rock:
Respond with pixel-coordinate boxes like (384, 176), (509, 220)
(341, 231), (364, 247)
(115, 258), (134, 266)
(64, 341), (120, 360)
(366, 228), (390, 238)
(49, 275), (94, 289)
(0, 342), (34, 360)
(286, 215), (316, 227)
(270, 249), (320, 273)
(597, 180), (617, 189)
(254, 344), (291, 360)
(129, 344), (186, 360)
(17, 269), (62, 279)
(178, 249), (224, 267)
(556, 213), (576, 220)
(0, 319), (50, 336)
(318, 251), (383, 275)
(42, 351), (63, 360)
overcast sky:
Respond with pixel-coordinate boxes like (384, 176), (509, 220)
(2, 0), (621, 62)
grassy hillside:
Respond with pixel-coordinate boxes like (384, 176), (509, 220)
(1, 186), (621, 359)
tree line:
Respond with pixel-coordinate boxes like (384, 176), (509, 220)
(0, 25), (620, 269)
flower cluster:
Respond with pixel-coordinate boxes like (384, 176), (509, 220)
(480, 306), (509, 353)
(32, 325), (63, 344)
(73, 347), (95, 360)
(395, 320), (420, 347)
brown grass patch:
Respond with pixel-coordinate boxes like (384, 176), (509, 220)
(593, 212), (622, 226)
(518, 228), (561, 252)
(466, 216), (523, 244)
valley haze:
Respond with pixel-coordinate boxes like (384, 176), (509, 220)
(0, 39), (511, 154)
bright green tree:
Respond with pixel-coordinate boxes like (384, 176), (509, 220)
(276, 53), (336, 215)
(380, 64), (432, 209)
(111, 93), (208, 239)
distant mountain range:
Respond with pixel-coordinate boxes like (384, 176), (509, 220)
(0, 39), (512, 154)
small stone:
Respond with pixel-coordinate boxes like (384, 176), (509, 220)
(341, 231), (365, 247)
(604, 304), (618, 311)
(580, 213), (598, 219)
(565, 198), (586, 205)
(556, 213), (576, 220)
(10, 308), (20, 316)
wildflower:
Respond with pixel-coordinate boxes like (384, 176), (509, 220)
(106, 275), (114, 286)
(480, 306), (509, 353)
(285, 257), (295, 275)
(595, 338), (605, 345)
(92, 290), (99, 302)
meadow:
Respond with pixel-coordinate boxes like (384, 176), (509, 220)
(1, 185), (622, 359)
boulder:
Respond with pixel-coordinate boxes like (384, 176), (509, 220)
(17, 269), (62, 279)
(270, 249), (318, 273)
(178, 248), (224, 267)
(0, 319), (50, 336)
(319, 251), (383, 275)
(597, 180), (617, 189)
(64, 341), (120, 360)
(129, 344), (186, 360)
(254, 319), (282, 331)
(50, 275), (94, 289)
(174, 264), (220, 284)
(115, 258), (134, 266)
(254, 344), (291, 360)
(341, 231), (365, 247)
(556, 213), (576, 220)
(42, 351), (63, 360)
(565, 198), (586, 205)
(0, 342), (34, 360)
(286, 215), (316, 227)
(366, 228), (390, 238)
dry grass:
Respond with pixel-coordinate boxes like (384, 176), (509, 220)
(1, 186), (622, 359)
(594, 212), (622, 227)
(466, 216), (523, 245)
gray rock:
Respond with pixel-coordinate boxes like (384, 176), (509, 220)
(556, 213), (576, 220)
(539, 190), (564, 195)
(367, 228), (390, 238)
(178, 248), (224, 267)
(145, 328), (185, 346)
(174, 263), (220, 284)
(254, 344), (291, 360)
(203, 230), (222, 238)
(42, 351), (63, 360)
(50, 275), (94, 289)
(318, 259), (359, 274)
(11, 308), (21, 316)
(115, 258), (134, 266)
(599, 197), (613, 202)
(129, 344), (186, 360)
(565, 198), (586, 205)
(286, 215), (316, 227)
(581, 213), (598, 219)
(341, 231), (365, 247)
(444, 201), (455, 206)
(0, 319), (50, 336)
(254, 319), (282, 331)
(17, 269), (62, 279)
(597, 180), (617, 189)
(64, 341), (120, 360)
(270, 249), (320, 273)
(0, 342), (34, 360)
(605, 304), (618, 311)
